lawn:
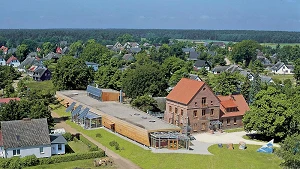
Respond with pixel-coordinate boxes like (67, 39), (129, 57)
(68, 140), (90, 153)
(51, 105), (281, 169)
(25, 159), (116, 169)
(224, 127), (244, 133)
(25, 80), (56, 92)
(269, 74), (296, 84)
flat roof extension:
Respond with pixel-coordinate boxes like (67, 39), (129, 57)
(57, 90), (180, 132)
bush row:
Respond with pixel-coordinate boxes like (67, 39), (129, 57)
(79, 135), (99, 151)
(0, 151), (105, 169)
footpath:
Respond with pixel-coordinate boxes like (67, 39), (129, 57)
(51, 111), (141, 169)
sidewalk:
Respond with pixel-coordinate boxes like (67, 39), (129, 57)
(52, 111), (141, 169)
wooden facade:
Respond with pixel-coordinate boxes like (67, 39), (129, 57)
(56, 92), (166, 147)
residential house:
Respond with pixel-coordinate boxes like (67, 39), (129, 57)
(165, 78), (221, 133)
(0, 118), (67, 158)
(193, 60), (211, 71)
(260, 75), (273, 84)
(182, 48), (196, 54)
(212, 65), (243, 74)
(61, 47), (69, 55)
(187, 51), (200, 61)
(239, 70), (254, 81)
(124, 42), (139, 49)
(0, 46), (8, 54)
(18, 56), (41, 71)
(0, 56), (5, 66)
(188, 74), (202, 81)
(6, 56), (20, 67)
(33, 67), (51, 81)
(271, 62), (294, 74)
(7, 48), (17, 55)
(50, 135), (67, 155)
(27, 64), (45, 77)
(44, 52), (61, 62)
(257, 56), (271, 66)
(0, 98), (20, 106)
(122, 54), (134, 61)
(143, 43), (151, 47)
(212, 42), (226, 48)
(218, 94), (250, 129)
(129, 47), (142, 54)
(0, 118), (52, 158)
(56, 47), (62, 54)
(106, 45), (114, 49)
(85, 61), (99, 71)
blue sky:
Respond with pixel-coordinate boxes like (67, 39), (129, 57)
(2, 0), (299, 31)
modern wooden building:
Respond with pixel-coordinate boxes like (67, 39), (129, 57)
(56, 89), (188, 149)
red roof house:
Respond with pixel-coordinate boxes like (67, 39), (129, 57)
(218, 94), (249, 128)
(56, 47), (62, 54)
(6, 56), (20, 67)
(0, 98), (20, 104)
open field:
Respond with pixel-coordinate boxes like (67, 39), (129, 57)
(25, 80), (56, 91)
(269, 74), (296, 84)
(261, 43), (300, 48)
(26, 159), (117, 169)
(224, 128), (244, 133)
(51, 105), (282, 169)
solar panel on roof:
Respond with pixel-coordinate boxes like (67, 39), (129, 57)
(71, 105), (82, 116)
(78, 108), (90, 119)
(65, 102), (76, 112)
(86, 85), (102, 97)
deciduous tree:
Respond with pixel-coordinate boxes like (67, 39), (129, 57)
(231, 40), (261, 67)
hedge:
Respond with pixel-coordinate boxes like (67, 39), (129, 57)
(80, 135), (99, 151)
(0, 151), (106, 169)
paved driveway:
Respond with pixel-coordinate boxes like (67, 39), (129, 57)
(194, 131), (279, 147)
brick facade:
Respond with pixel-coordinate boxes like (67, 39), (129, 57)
(165, 83), (220, 133)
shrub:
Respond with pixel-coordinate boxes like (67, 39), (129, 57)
(49, 151), (105, 163)
(63, 132), (73, 141)
(96, 133), (102, 138)
(8, 157), (22, 169)
(89, 146), (99, 152)
(80, 135), (99, 151)
(21, 155), (39, 167)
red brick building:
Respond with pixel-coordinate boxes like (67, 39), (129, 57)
(218, 94), (249, 129)
(164, 78), (250, 133)
(164, 78), (221, 133)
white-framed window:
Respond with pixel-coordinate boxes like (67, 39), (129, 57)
(13, 149), (20, 156)
(40, 147), (44, 153)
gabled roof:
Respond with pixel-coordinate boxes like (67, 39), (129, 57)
(182, 48), (195, 53)
(194, 60), (210, 68)
(129, 47), (141, 53)
(188, 51), (200, 60)
(123, 54), (134, 61)
(7, 48), (17, 54)
(167, 78), (205, 105)
(0, 98), (20, 104)
(260, 75), (273, 83)
(1, 118), (51, 149)
(85, 61), (99, 66)
(19, 57), (40, 68)
(50, 135), (67, 144)
(0, 131), (3, 146)
(6, 56), (18, 64)
(218, 94), (249, 118)
(33, 67), (49, 78)
(45, 52), (61, 60)
(271, 62), (285, 71)
(188, 74), (202, 81)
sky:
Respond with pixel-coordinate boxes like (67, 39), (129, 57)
(2, 0), (299, 31)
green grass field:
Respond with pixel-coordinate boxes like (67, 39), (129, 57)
(25, 80), (56, 92)
(261, 43), (300, 48)
(50, 105), (281, 169)
(269, 74), (296, 84)
(67, 140), (90, 153)
(25, 159), (116, 169)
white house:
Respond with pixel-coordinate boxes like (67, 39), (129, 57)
(6, 56), (20, 67)
(0, 118), (66, 158)
(271, 62), (294, 74)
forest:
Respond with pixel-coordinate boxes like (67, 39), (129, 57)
(0, 29), (300, 47)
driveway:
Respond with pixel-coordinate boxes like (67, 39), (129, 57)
(194, 131), (279, 147)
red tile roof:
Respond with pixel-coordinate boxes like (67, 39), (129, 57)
(167, 78), (205, 105)
(220, 100), (237, 108)
(0, 46), (8, 52)
(218, 94), (249, 117)
(6, 56), (18, 64)
(56, 47), (62, 54)
(0, 98), (20, 104)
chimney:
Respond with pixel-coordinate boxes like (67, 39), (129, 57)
(119, 90), (123, 103)
(22, 118), (31, 121)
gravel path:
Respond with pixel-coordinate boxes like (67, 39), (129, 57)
(194, 131), (280, 147)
